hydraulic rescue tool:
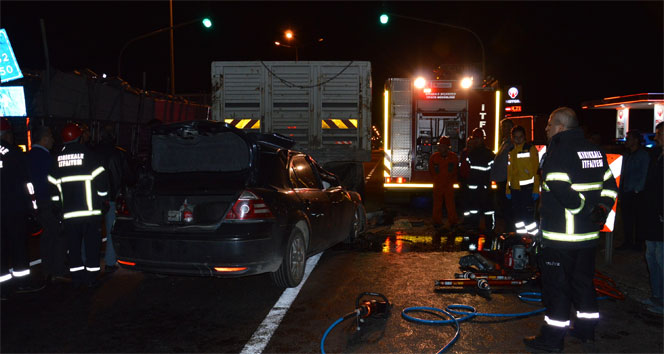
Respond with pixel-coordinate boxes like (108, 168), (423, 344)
(321, 292), (391, 354)
(435, 233), (625, 300)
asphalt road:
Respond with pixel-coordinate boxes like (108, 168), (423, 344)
(2, 150), (662, 353)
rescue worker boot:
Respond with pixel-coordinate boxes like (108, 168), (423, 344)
(569, 323), (597, 353)
(523, 326), (565, 353)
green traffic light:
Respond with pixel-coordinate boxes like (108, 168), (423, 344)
(202, 18), (212, 28)
(379, 14), (389, 24)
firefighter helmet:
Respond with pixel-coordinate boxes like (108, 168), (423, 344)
(0, 118), (11, 132)
(471, 128), (485, 139)
(61, 123), (82, 143)
(438, 136), (451, 146)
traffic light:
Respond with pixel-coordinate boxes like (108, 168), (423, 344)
(202, 18), (212, 28)
(379, 13), (389, 24)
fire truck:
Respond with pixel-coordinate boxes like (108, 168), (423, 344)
(382, 76), (502, 190)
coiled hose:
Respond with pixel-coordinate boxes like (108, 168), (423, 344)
(322, 292), (610, 353)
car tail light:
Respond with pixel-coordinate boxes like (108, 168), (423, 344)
(116, 194), (131, 217)
(118, 259), (135, 266)
(224, 190), (275, 221)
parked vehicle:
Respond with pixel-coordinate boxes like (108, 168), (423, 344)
(113, 120), (366, 288)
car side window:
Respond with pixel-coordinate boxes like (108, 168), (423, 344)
(308, 157), (340, 189)
(289, 155), (322, 189)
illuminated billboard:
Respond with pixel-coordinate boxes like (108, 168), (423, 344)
(0, 86), (27, 117)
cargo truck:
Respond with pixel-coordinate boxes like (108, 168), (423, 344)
(211, 61), (372, 195)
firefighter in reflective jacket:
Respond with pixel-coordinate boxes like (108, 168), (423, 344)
(462, 128), (496, 232)
(524, 107), (618, 352)
(429, 136), (458, 228)
(48, 123), (109, 287)
(0, 118), (40, 291)
(506, 125), (540, 235)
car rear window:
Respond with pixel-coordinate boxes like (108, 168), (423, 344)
(152, 131), (250, 173)
(257, 150), (290, 188)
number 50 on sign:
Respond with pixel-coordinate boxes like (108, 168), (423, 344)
(0, 29), (23, 83)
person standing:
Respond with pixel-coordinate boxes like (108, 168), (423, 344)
(617, 130), (649, 250)
(95, 123), (133, 273)
(491, 118), (514, 232)
(463, 128), (496, 233)
(27, 125), (69, 282)
(637, 122), (663, 314)
(0, 118), (44, 294)
(506, 125), (540, 236)
(429, 136), (458, 229)
(524, 107), (618, 352)
(48, 123), (109, 288)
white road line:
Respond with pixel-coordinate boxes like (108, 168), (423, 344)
(240, 252), (323, 354)
(365, 161), (379, 182)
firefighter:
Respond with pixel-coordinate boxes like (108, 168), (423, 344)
(48, 123), (109, 288)
(429, 136), (458, 228)
(506, 125), (540, 236)
(462, 128), (496, 233)
(524, 107), (618, 352)
(0, 118), (44, 294)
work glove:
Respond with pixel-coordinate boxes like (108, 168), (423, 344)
(590, 204), (609, 226)
(532, 193), (539, 201)
(506, 194), (512, 200)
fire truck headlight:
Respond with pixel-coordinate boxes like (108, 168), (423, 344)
(414, 77), (427, 89)
(461, 77), (473, 89)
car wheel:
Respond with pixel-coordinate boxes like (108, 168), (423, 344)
(271, 226), (307, 288)
(345, 204), (366, 244)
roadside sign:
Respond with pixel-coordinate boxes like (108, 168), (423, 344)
(0, 29), (23, 83)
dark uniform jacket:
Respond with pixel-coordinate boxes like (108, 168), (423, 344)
(48, 142), (109, 222)
(95, 142), (134, 200)
(1, 138), (34, 214)
(639, 146), (663, 242)
(465, 145), (495, 187)
(540, 128), (618, 249)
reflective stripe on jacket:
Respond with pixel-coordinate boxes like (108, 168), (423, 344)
(539, 128), (618, 248)
(507, 142), (540, 195)
(48, 142), (109, 221)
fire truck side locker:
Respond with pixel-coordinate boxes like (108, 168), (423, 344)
(211, 61), (372, 194)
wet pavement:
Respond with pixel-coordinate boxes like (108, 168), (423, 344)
(2, 207), (662, 353)
(1, 152), (662, 353)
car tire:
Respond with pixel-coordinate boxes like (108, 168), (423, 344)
(271, 226), (307, 288)
(345, 204), (366, 244)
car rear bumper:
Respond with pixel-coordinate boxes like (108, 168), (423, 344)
(113, 220), (285, 277)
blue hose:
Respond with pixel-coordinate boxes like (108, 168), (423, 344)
(322, 292), (611, 353)
(321, 312), (356, 354)
(400, 292), (546, 353)
(401, 306), (464, 353)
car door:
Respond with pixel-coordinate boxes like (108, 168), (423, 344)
(289, 154), (331, 252)
(310, 157), (351, 243)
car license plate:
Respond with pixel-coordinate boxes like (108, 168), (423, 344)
(167, 210), (181, 222)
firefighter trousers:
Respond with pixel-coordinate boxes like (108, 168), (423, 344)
(37, 201), (67, 277)
(432, 185), (457, 226)
(64, 219), (102, 283)
(1, 210), (30, 277)
(538, 246), (599, 341)
(464, 187), (494, 231)
(510, 186), (537, 234)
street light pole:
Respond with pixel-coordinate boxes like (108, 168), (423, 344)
(169, 0), (175, 95)
(117, 17), (206, 88)
(385, 13), (486, 80)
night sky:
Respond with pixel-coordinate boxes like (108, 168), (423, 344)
(2, 1), (663, 130)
